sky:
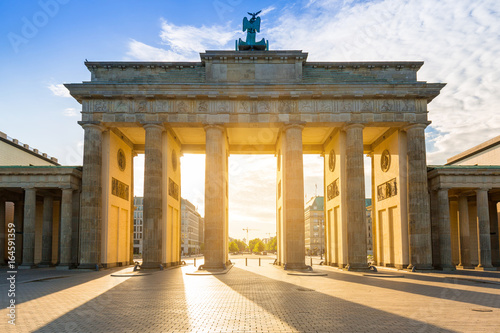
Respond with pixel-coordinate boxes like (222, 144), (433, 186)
(1, 0), (499, 241)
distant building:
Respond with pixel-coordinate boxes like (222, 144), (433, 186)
(0, 130), (82, 267)
(198, 216), (204, 251)
(133, 197), (144, 255)
(365, 199), (373, 254)
(446, 134), (500, 166)
(0, 131), (59, 166)
(304, 196), (324, 256)
(428, 134), (500, 270)
(181, 198), (203, 255)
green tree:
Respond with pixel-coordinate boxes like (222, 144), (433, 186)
(253, 241), (265, 253)
(234, 239), (247, 252)
(229, 241), (239, 253)
(266, 237), (277, 252)
(249, 238), (261, 252)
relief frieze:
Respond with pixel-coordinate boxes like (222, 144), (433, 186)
(327, 178), (340, 201)
(168, 177), (179, 200)
(90, 98), (421, 114)
(377, 178), (397, 201)
(94, 100), (109, 112)
(155, 100), (170, 112)
(114, 100), (130, 113)
(111, 177), (129, 201)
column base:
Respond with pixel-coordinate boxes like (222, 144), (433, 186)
(456, 264), (474, 270)
(77, 263), (102, 270)
(283, 262), (310, 271)
(56, 265), (72, 270)
(437, 265), (456, 271)
(475, 265), (496, 271)
(37, 262), (55, 268)
(345, 264), (371, 272)
(407, 264), (434, 271)
(141, 262), (164, 270)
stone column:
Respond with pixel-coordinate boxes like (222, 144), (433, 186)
(489, 200), (500, 267)
(457, 194), (471, 268)
(14, 201), (23, 264)
(130, 151), (136, 265)
(406, 124), (433, 270)
(282, 123), (306, 269)
(437, 188), (455, 270)
(204, 125), (227, 269)
(369, 153), (379, 266)
(78, 122), (104, 268)
(0, 199), (5, 264)
(142, 123), (164, 269)
(21, 188), (36, 268)
(59, 188), (74, 266)
(476, 188), (493, 270)
(344, 124), (368, 270)
(40, 195), (54, 266)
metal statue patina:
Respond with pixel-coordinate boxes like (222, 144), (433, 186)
(236, 11), (268, 51)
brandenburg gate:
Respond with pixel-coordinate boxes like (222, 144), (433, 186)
(66, 45), (444, 270)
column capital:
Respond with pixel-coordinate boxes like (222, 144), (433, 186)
(203, 123), (225, 132)
(342, 123), (364, 131)
(283, 122), (305, 131)
(402, 122), (430, 132)
(78, 121), (106, 131)
(437, 186), (452, 192)
(476, 187), (491, 193)
(142, 122), (165, 131)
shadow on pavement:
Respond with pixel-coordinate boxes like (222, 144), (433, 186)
(215, 266), (455, 332)
(317, 267), (500, 309)
(34, 268), (191, 332)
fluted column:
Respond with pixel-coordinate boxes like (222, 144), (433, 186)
(489, 200), (500, 267)
(406, 124), (433, 270)
(457, 194), (471, 268)
(21, 188), (36, 268)
(0, 199), (5, 264)
(282, 123), (306, 269)
(476, 188), (493, 270)
(437, 188), (455, 270)
(59, 188), (74, 266)
(142, 123), (164, 268)
(129, 151), (136, 265)
(344, 124), (368, 270)
(14, 201), (23, 264)
(204, 125), (227, 269)
(78, 122), (104, 268)
(40, 195), (54, 266)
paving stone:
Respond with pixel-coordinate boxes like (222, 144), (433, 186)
(0, 262), (498, 332)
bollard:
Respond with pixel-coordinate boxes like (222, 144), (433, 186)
(245, 258), (248, 266)
(310, 257), (313, 266)
(194, 258), (196, 267)
(259, 258), (261, 266)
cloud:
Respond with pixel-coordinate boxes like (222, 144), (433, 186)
(266, 0), (500, 164)
(63, 107), (77, 117)
(48, 83), (71, 98)
(125, 0), (500, 237)
(126, 19), (238, 61)
(259, 6), (276, 17)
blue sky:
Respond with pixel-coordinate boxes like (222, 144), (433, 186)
(1, 0), (499, 240)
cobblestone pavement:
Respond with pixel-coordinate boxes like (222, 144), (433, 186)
(1, 260), (499, 332)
